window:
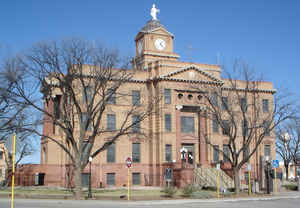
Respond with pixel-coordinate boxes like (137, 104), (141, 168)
(107, 143), (115, 163)
(132, 115), (141, 133)
(165, 144), (172, 162)
(263, 99), (269, 112)
(0, 168), (2, 177)
(107, 114), (116, 131)
(223, 144), (230, 162)
(82, 112), (91, 131)
(212, 92), (218, 107)
(242, 119), (248, 137)
(83, 86), (92, 104)
(132, 173), (141, 185)
(132, 143), (140, 163)
(240, 98), (247, 112)
(164, 89), (171, 104)
(222, 120), (230, 135)
(107, 88), (116, 104)
(264, 144), (271, 157)
(106, 173), (115, 185)
(243, 146), (249, 160)
(181, 116), (195, 133)
(53, 96), (61, 119)
(0, 151), (3, 160)
(132, 90), (140, 106)
(264, 121), (270, 136)
(165, 114), (171, 132)
(221, 96), (228, 110)
(212, 115), (219, 133)
(213, 145), (219, 162)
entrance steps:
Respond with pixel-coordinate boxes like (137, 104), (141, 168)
(194, 167), (234, 189)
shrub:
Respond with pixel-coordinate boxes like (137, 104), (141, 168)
(162, 185), (177, 197)
(202, 186), (217, 191)
(283, 184), (298, 191)
(182, 184), (197, 197)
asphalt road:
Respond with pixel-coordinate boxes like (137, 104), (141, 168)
(1, 197), (300, 208)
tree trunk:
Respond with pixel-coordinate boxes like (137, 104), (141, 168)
(233, 167), (240, 195)
(285, 164), (289, 181)
(74, 164), (83, 200)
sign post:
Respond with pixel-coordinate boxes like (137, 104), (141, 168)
(216, 163), (220, 198)
(126, 157), (132, 201)
(272, 160), (279, 194)
(248, 164), (251, 195)
(11, 134), (16, 208)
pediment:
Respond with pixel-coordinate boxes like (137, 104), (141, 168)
(159, 65), (223, 84)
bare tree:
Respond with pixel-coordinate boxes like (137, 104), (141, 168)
(276, 118), (300, 180)
(6, 38), (155, 199)
(196, 60), (295, 194)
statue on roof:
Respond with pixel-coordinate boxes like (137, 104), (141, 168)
(150, 4), (160, 20)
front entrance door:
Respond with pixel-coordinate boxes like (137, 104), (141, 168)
(182, 144), (194, 165)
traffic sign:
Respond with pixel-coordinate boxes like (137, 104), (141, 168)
(248, 163), (251, 171)
(272, 160), (279, 168)
(216, 163), (220, 170)
(126, 157), (132, 168)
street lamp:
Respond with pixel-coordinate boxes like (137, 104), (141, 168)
(88, 156), (93, 198)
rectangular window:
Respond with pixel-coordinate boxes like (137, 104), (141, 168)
(264, 121), (270, 136)
(165, 144), (172, 162)
(223, 144), (230, 162)
(83, 86), (92, 104)
(212, 92), (218, 107)
(213, 145), (219, 162)
(132, 90), (141, 106)
(54, 96), (61, 119)
(106, 173), (115, 185)
(221, 96), (228, 110)
(107, 143), (115, 163)
(0, 168), (2, 177)
(107, 88), (116, 104)
(181, 116), (195, 133)
(222, 120), (230, 135)
(132, 173), (141, 185)
(132, 115), (141, 133)
(82, 112), (91, 131)
(165, 114), (171, 132)
(132, 143), (140, 163)
(264, 144), (271, 157)
(107, 114), (116, 131)
(240, 98), (247, 112)
(243, 146), (249, 160)
(263, 99), (269, 113)
(242, 119), (248, 137)
(0, 151), (3, 160)
(164, 89), (171, 104)
(212, 115), (219, 133)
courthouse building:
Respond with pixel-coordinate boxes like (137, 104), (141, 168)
(39, 11), (276, 188)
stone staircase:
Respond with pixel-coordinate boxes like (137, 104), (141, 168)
(194, 167), (234, 189)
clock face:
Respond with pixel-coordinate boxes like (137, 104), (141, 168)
(155, 38), (166, 51)
(137, 40), (143, 54)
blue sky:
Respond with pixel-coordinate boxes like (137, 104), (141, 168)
(1, 1), (299, 163)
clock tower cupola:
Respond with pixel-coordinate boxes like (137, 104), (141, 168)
(133, 4), (179, 70)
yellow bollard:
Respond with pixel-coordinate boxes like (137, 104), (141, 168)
(127, 167), (130, 201)
(248, 171), (251, 195)
(216, 170), (220, 198)
(11, 133), (16, 208)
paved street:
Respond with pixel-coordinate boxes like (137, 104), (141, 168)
(1, 195), (300, 208)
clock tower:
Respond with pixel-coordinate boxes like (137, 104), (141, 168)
(133, 12), (179, 70)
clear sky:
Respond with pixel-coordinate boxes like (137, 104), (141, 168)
(1, 1), (299, 163)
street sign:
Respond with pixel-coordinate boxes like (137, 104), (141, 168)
(216, 163), (220, 170)
(126, 157), (132, 168)
(272, 160), (279, 168)
(248, 163), (251, 171)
